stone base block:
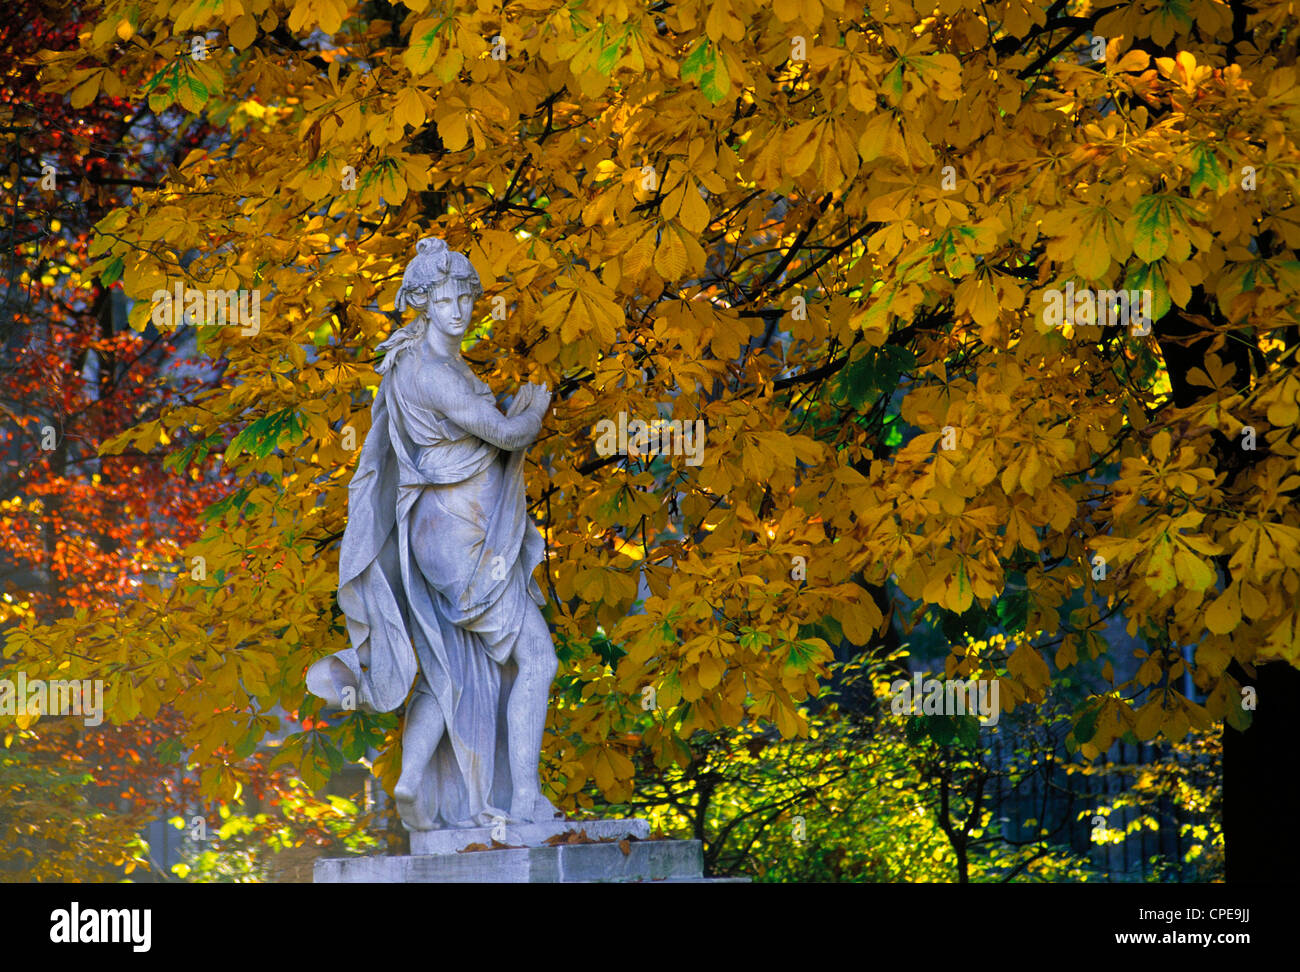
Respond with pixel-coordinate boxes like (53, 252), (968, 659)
(315, 837), (704, 883)
(409, 816), (649, 856)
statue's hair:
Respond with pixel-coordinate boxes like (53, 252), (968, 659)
(377, 237), (482, 374)
(396, 236), (482, 309)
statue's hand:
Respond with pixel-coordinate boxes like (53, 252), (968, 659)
(526, 381), (552, 416)
(510, 383), (535, 415)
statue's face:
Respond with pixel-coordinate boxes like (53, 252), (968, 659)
(410, 281), (474, 341)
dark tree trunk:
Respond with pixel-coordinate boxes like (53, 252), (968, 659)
(1223, 662), (1300, 882)
(1153, 286), (1300, 882)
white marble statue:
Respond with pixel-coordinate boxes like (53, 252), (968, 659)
(306, 237), (562, 831)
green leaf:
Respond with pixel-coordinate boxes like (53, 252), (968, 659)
(882, 413), (904, 447)
(156, 737), (186, 765)
(904, 714), (927, 743)
(144, 62), (181, 112)
(1124, 261), (1171, 320)
(1131, 195), (1172, 262)
(700, 50), (730, 104)
(234, 726), (259, 760)
(164, 433), (223, 474)
(797, 616), (842, 645)
(405, 18), (447, 74)
(201, 487), (254, 523)
(954, 714), (981, 748)
(339, 711), (394, 761)
(142, 61), (179, 94)
(227, 408), (305, 460)
(101, 255), (124, 286)
(176, 70), (209, 113)
(784, 639), (821, 671)
(994, 581), (1029, 634)
(1073, 699), (1103, 745)
(936, 230), (975, 277)
(595, 26), (627, 75)
(680, 37), (710, 81)
(928, 715), (956, 746)
(1189, 143), (1228, 197)
(882, 62), (905, 105)
(834, 345), (914, 410)
(592, 631), (626, 666)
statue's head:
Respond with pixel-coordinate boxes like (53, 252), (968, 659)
(377, 237), (484, 373)
(395, 236), (483, 314)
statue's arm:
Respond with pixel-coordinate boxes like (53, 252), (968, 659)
(417, 365), (543, 452)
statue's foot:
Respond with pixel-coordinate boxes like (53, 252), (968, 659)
(480, 807), (512, 828)
(533, 792), (564, 821)
(509, 789), (539, 823)
(511, 790), (562, 823)
(395, 778), (434, 831)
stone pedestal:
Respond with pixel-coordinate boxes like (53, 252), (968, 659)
(410, 816), (648, 856)
(314, 818), (737, 883)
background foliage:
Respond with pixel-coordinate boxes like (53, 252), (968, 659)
(1, 0), (1293, 879)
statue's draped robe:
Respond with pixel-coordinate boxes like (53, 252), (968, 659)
(306, 347), (546, 828)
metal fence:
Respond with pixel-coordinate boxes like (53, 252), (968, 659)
(983, 730), (1209, 882)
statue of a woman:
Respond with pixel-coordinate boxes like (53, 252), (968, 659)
(306, 237), (561, 831)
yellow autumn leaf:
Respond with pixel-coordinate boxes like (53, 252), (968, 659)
(676, 179), (711, 234)
(393, 87), (428, 130)
(654, 226), (687, 280)
(697, 653), (723, 690)
(1007, 643), (1050, 693)
(1204, 586), (1241, 634)
(229, 14), (257, 50)
(1145, 536), (1178, 594)
(70, 72), (101, 109)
